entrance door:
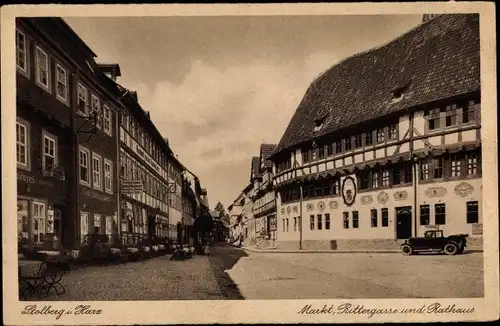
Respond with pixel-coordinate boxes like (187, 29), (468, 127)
(395, 206), (412, 239)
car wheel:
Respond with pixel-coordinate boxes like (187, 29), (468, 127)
(401, 244), (413, 256)
(444, 243), (459, 255)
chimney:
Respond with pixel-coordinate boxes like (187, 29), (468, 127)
(97, 63), (122, 81)
(130, 91), (138, 102)
(422, 14), (441, 23)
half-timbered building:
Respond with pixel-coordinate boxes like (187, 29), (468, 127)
(270, 14), (482, 250)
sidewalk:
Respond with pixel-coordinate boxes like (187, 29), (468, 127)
(228, 243), (483, 254)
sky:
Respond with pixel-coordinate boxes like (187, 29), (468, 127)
(64, 14), (422, 209)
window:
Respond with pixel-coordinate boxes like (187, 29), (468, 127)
(376, 129), (385, 143)
(103, 105), (112, 135)
(318, 146), (325, 159)
(371, 209), (378, 227)
(286, 219), (289, 232)
(77, 83), (89, 115)
(462, 101), (476, 124)
(451, 155), (462, 177)
(16, 120), (29, 168)
(92, 154), (102, 189)
(466, 201), (479, 224)
(55, 64), (68, 102)
(445, 105), (458, 127)
(79, 147), (90, 184)
(16, 29), (27, 72)
(42, 132), (57, 174)
(365, 131), (373, 146)
(302, 150), (310, 164)
(343, 212), (349, 229)
(420, 205), (430, 225)
(344, 138), (351, 151)
(392, 166), (402, 185)
(371, 171), (379, 188)
(327, 144), (334, 156)
(427, 108), (441, 130)
(282, 219), (285, 232)
(32, 202), (46, 244)
(352, 211), (359, 228)
(419, 161), (429, 181)
(104, 159), (113, 193)
(466, 152), (478, 176)
(381, 208), (389, 227)
(354, 134), (362, 148)
(317, 215), (322, 230)
(35, 46), (49, 89)
(435, 204), (446, 225)
(94, 214), (102, 234)
(388, 125), (397, 140)
(325, 214), (330, 230)
(293, 217), (297, 231)
(91, 95), (102, 127)
(311, 148), (317, 161)
(310, 215), (315, 230)
(335, 141), (342, 154)
(433, 157), (444, 179)
(404, 163), (413, 183)
(381, 170), (390, 187)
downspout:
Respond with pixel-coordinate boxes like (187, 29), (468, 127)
(299, 183), (303, 250)
(70, 72), (79, 252)
(115, 107), (121, 245)
(409, 112), (418, 237)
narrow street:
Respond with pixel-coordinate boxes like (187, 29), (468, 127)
(45, 243), (483, 300)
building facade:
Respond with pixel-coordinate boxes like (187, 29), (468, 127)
(270, 14), (482, 250)
(16, 18), (121, 251)
(181, 177), (197, 245)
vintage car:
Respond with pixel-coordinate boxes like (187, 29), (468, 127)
(400, 230), (469, 255)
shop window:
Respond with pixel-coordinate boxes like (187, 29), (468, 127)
(343, 212), (349, 229)
(352, 211), (359, 228)
(16, 120), (30, 170)
(435, 204), (446, 225)
(420, 205), (430, 225)
(79, 147), (90, 185)
(371, 209), (378, 227)
(466, 201), (479, 224)
(16, 29), (27, 73)
(55, 64), (68, 103)
(317, 214), (323, 230)
(381, 208), (389, 227)
(310, 215), (315, 230)
(325, 214), (330, 230)
(35, 46), (50, 91)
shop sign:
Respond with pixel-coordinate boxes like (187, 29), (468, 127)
(17, 172), (54, 187)
(83, 188), (112, 202)
(121, 179), (144, 194)
(134, 143), (161, 174)
(472, 223), (483, 235)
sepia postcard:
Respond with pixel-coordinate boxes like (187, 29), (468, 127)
(1, 2), (499, 325)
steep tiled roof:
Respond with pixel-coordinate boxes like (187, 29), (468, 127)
(272, 14), (480, 157)
(260, 144), (277, 169)
(250, 156), (262, 180)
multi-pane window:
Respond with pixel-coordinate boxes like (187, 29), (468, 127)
(371, 209), (378, 227)
(103, 105), (112, 135)
(16, 121), (29, 167)
(91, 95), (101, 127)
(343, 212), (349, 229)
(327, 144), (334, 156)
(466, 201), (479, 224)
(445, 105), (458, 127)
(466, 152), (478, 176)
(435, 204), (446, 225)
(77, 83), (89, 115)
(309, 215), (315, 230)
(16, 29), (27, 72)
(462, 101), (476, 124)
(354, 134), (362, 148)
(311, 148), (317, 161)
(404, 163), (413, 183)
(302, 150), (310, 164)
(359, 170), (370, 190)
(376, 129), (385, 143)
(420, 205), (430, 225)
(420, 161), (429, 180)
(104, 159), (113, 193)
(344, 138), (352, 151)
(381, 170), (390, 187)
(392, 166), (401, 185)
(451, 155), (462, 177)
(293, 217), (297, 232)
(388, 125), (397, 140)
(352, 211), (359, 228)
(43, 132), (56, 173)
(427, 108), (441, 130)
(365, 131), (373, 146)
(317, 215), (323, 230)
(79, 148), (90, 184)
(335, 141), (342, 154)
(381, 208), (389, 227)
(286, 219), (289, 232)
(35, 46), (49, 89)
(325, 214), (330, 230)
(318, 146), (325, 159)
(92, 154), (102, 189)
(55, 64), (68, 102)
(433, 157), (444, 179)
(371, 171), (379, 188)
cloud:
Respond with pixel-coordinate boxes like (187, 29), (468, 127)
(117, 51), (339, 205)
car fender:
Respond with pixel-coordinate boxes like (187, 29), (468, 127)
(443, 240), (460, 249)
(400, 240), (412, 247)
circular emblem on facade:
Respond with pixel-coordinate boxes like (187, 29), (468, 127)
(318, 201), (326, 212)
(292, 206), (298, 213)
(454, 182), (474, 198)
(306, 203), (314, 212)
(341, 176), (357, 207)
(377, 191), (389, 205)
(286, 206), (292, 215)
(329, 201), (338, 209)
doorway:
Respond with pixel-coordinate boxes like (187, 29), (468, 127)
(395, 206), (412, 239)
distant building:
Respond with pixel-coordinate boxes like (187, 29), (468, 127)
(270, 14), (481, 250)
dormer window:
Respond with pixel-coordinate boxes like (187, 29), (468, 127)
(391, 80), (411, 102)
(313, 115), (327, 132)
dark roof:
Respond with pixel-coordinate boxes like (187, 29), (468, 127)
(260, 144), (277, 169)
(272, 14), (480, 157)
(98, 63), (122, 78)
(250, 156), (262, 181)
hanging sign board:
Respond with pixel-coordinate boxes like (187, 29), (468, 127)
(121, 180), (144, 194)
